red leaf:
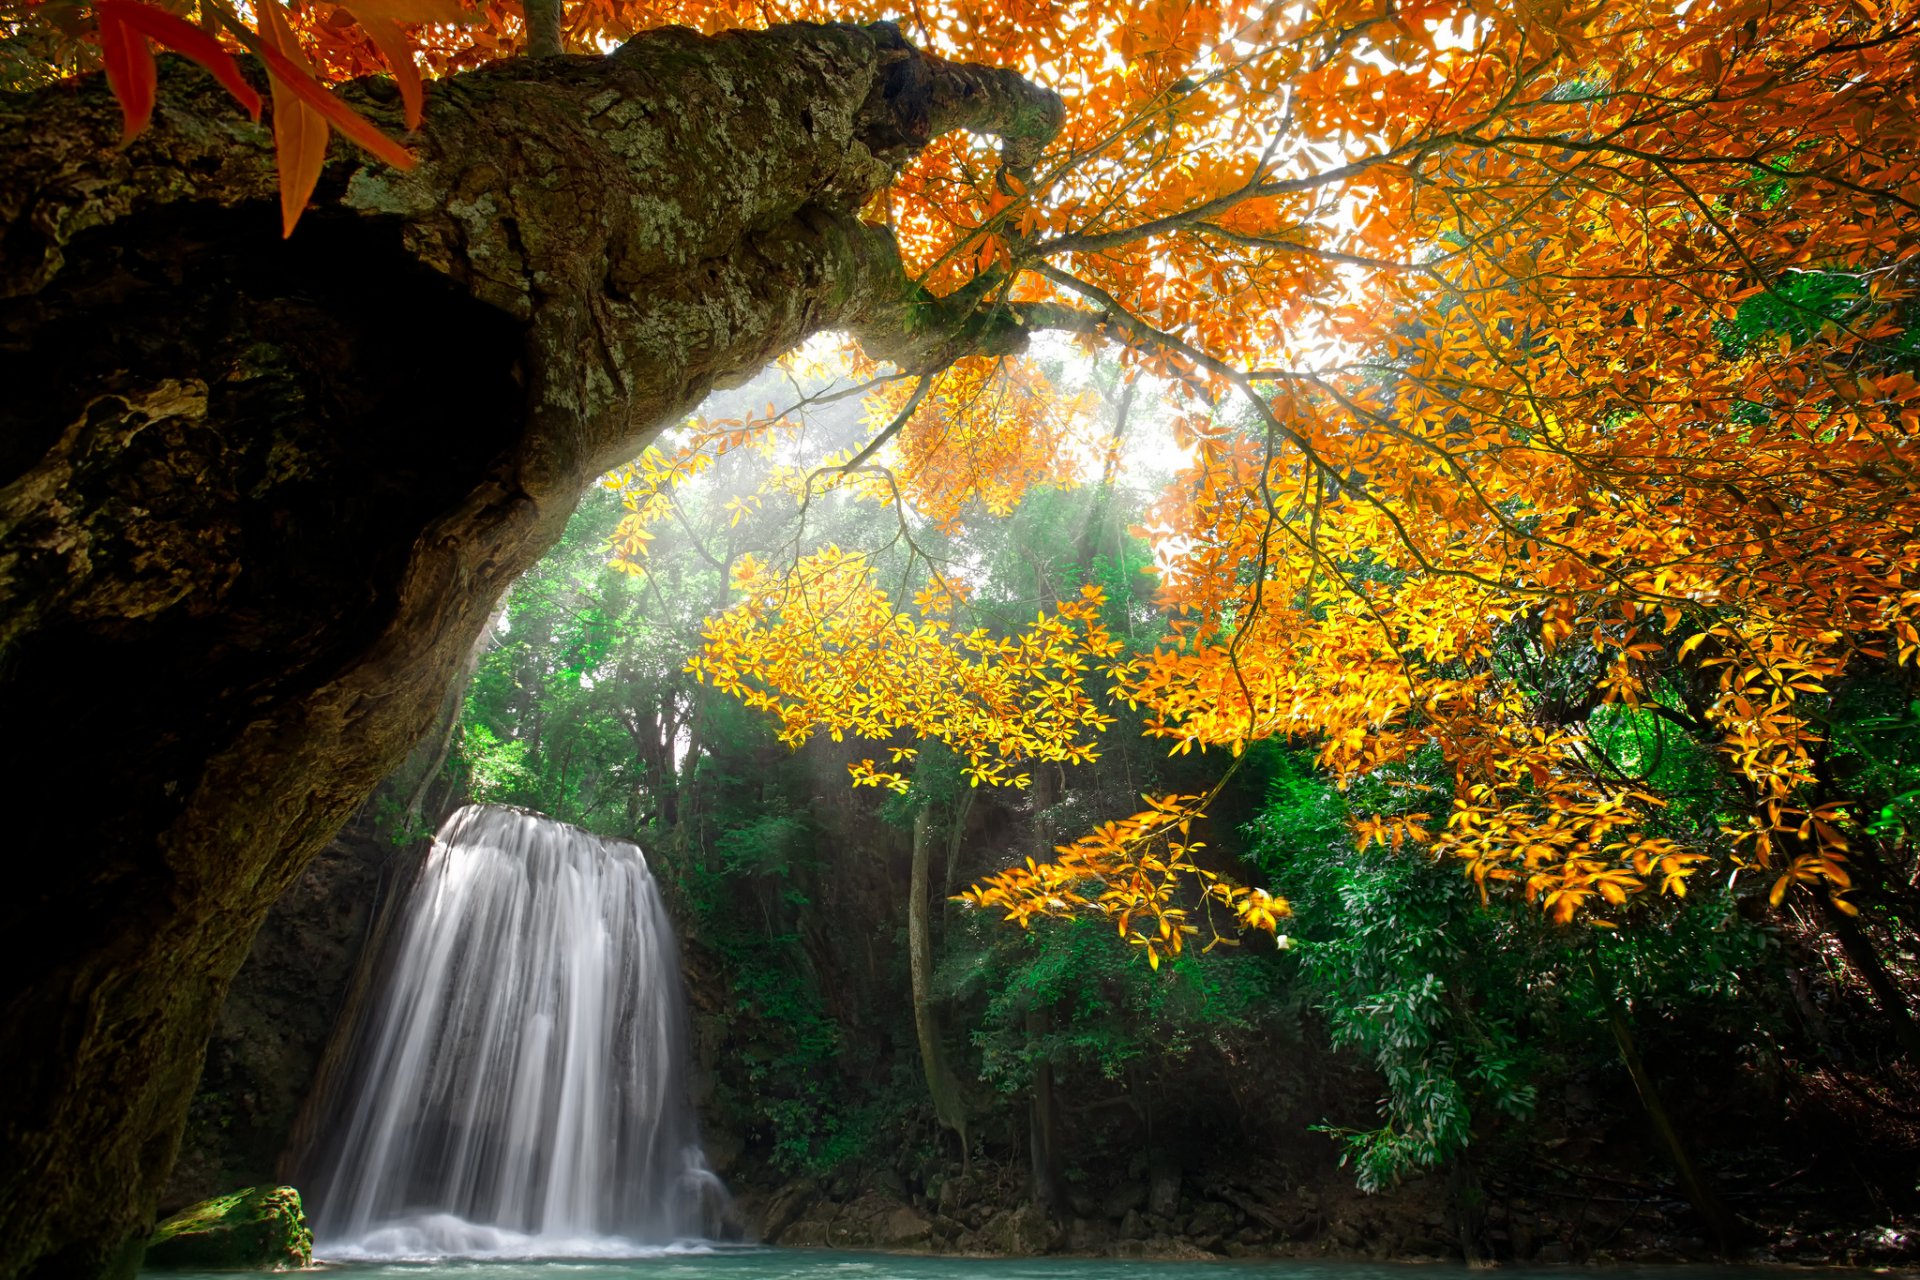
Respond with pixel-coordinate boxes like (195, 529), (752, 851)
(254, 41), (414, 170)
(257, 0), (330, 236)
(95, 1), (158, 143)
(351, 14), (423, 129)
(96, 0), (262, 128)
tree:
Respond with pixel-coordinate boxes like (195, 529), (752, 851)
(3, 0), (1918, 1274)
(0, 19), (1060, 1279)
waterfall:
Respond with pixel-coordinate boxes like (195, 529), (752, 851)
(306, 804), (728, 1259)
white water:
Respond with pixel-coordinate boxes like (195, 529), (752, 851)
(307, 805), (728, 1260)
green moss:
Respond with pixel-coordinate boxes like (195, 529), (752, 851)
(145, 1186), (312, 1271)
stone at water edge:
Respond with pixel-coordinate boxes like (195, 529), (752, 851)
(145, 1185), (313, 1270)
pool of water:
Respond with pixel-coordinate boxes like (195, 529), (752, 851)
(141, 1247), (1886, 1280)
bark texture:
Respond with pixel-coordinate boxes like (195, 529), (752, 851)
(0, 26), (1060, 1280)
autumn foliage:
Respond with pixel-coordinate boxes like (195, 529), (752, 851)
(22, 0), (1920, 955)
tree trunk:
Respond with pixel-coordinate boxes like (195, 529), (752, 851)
(1027, 1006), (1065, 1214)
(1603, 1006), (1740, 1255)
(910, 803), (969, 1159)
(1817, 888), (1920, 1060)
(0, 29), (1060, 1279)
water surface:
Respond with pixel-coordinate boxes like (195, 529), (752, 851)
(144, 1247), (1890, 1280)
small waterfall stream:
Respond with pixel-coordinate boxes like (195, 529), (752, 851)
(307, 804), (727, 1259)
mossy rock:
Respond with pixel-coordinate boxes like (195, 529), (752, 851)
(146, 1186), (313, 1270)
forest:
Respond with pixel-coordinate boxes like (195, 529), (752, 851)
(1, 0), (1917, 1273)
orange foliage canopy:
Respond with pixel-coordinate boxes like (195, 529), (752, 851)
(32, 0), (1920, 954)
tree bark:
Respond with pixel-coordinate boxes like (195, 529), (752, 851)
(910, 803), (969, 1159)
(1816, 887), (1920, 1061)
(1603, 1005), (1741, 1255)
(0, 27), (1060, 1279)
(1027, 1005), (1065, 1214)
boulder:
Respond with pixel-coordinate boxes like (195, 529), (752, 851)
(145, 1186), (312, 1270)
(1189, 1200), (1242, 1239)
(880, 1206), (934, 1248)
(1065, 1217), (1108, 1253)
(938, 1172), (979, 1216)
(978, 1203), (1053, 1254)
(1147, 1156), (1181, 1218)
(1101, 1182), (1146, 1220)
(758, 1177), (819, 1243)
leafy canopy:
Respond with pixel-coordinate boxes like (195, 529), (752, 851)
(19, 0), (1920, 951)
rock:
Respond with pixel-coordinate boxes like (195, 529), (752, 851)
(881, 1206), (934, 1248)
(145, 1186), (311, 1270)
(1066, 1217), (1107, 1253)
(1101, 1182), (1146, 1220)
(1147, 1156), (1181, 1218)
(1535, 1240), (1573, 1264)
(980, 1204), (1053, 1254)
(1189, 1201), (1241, 1238)
(1012, 1203), (1054, 1253)
(939, 1173), (977, 1216)
(1120, 1208), (1146, 1239)
(758, 1178), (819, 1243)
(780, 1215), (834, 1247)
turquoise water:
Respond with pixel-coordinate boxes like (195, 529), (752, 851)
(143, 1248), (1886, 1280)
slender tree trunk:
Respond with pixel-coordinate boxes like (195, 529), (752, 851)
(942, 788), (973, 900)
(910, 803), (969, 1160)
(1027, 1006), (1065, 1214)
(1817, 888), (1920, 1060)
(1603, 1003), (1740, 1254)
(0, 30), (1059, 1279)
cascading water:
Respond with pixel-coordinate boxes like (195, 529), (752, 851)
(306, 804), (729, 1260)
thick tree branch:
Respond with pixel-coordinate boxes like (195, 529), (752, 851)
(0, 23), (1066, 1280)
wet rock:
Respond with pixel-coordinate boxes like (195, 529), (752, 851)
(145, 1186), (311, 1271)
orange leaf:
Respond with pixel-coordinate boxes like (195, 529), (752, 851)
(257, 0), (332, 237)
(95, 0), (263, 142)
(340, 0), (479, 22)
(95, 0), (157, 144)
(350, 14), (425, 130)
(252, 4), (414, 173)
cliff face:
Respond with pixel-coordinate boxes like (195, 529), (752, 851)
(158, 815), (413, 1214)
